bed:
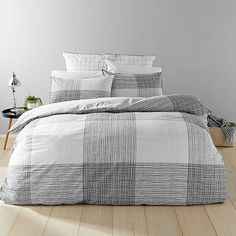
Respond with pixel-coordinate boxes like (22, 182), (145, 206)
(0, 95), (226, 205)
(0, 53), (227, 205)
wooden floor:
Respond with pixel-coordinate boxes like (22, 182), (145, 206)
(0, 137), (236, 236)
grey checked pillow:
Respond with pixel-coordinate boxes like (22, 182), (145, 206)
(103, 71), (163, 98)
(63, 52), (156, 71)
(50, 76), (114, 103)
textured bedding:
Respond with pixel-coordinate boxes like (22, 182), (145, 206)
(0, 95), (227, 205)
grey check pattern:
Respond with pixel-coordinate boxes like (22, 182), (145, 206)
(0, 95), (226, 205)
(50, 90), (110, 103)
(63, 52), (156, 71)
(83, 113), (136, 204)
(49, 76), (112, 103)
(111, 72), (163, 97)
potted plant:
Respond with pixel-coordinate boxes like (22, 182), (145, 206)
(24, 95), (43, 110)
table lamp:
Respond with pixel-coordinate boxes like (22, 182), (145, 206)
(8, 72), (21, 112)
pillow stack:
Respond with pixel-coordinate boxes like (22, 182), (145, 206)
(50, 52), (162, 103)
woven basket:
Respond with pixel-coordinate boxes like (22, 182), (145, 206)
(209, 127), (235, 147)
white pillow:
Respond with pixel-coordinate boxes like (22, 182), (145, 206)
(80, 77), (113, 94)
(51, 70), (103, 80)
(105, 60), (162, 74)
(49, 75), (114, 103)
(63, 52), (157, 71)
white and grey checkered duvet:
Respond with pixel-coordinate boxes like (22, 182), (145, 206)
(0, 95), (227, 205)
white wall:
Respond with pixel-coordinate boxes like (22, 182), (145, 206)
(0, 0), (236, 134)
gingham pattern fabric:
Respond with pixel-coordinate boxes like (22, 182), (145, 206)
(110, 72), (163, 97)
(49, 76), (114, 103)
(0, 95), (226, 205)
(63, 52), (156, 71)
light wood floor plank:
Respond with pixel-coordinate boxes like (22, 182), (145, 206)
(175, 205), (217, 236)
(227, 172), (236, 209)
(0, 138), (14, 159)
(0, 150), (9, 160)
(0, 150), (11, 185)
(0, 142), (21, 236)
(0, 202), (22, 236)
(226, 170), (236, 209)
(78, 205), (113, 236)
(220, 146), (236, 170)
(145, 206), (182, 236)
(218, 148), (236, 208)
(205, 199), (236, 236)
(218, 148), (235, 172)
(113, 206), (147, 236)
(8, 206), (52, 236)
(43, 205), (83, 236)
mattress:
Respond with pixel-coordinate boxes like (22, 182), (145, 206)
(0, 95), (227, 205)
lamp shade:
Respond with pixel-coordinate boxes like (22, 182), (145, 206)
(8, 72), (21, 88)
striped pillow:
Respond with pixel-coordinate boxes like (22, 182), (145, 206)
(110, 72), (163, 98)
(63, 52), (156, 71)
(50, 76), (114, 103)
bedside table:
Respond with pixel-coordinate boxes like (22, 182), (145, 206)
(1, 107), (26, 150)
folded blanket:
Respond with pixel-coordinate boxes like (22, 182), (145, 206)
(208, 114), (236, 143)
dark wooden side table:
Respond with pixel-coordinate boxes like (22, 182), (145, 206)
(1, 107), (26, 150)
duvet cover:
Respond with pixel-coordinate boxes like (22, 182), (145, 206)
(0, 95), (227, 205)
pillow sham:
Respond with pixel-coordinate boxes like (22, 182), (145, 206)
(111, 54), (156, 67)
(103, 71), (163, 98)
(105, 59), (162, 74)
(51, 70), (103, 80)
(49, 76), (114, 103)
(63, 52), (156, 71)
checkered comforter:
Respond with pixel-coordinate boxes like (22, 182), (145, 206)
(0, 95), (227, 205)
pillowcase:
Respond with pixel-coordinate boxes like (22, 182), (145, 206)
(104, 71), (163, 98)
(49, 76), (114, 103)
(51, 70), (103, 80)
(63, 52), (156, 71)
(110, 54), (156, 67)
(105, 59), (162, 74)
